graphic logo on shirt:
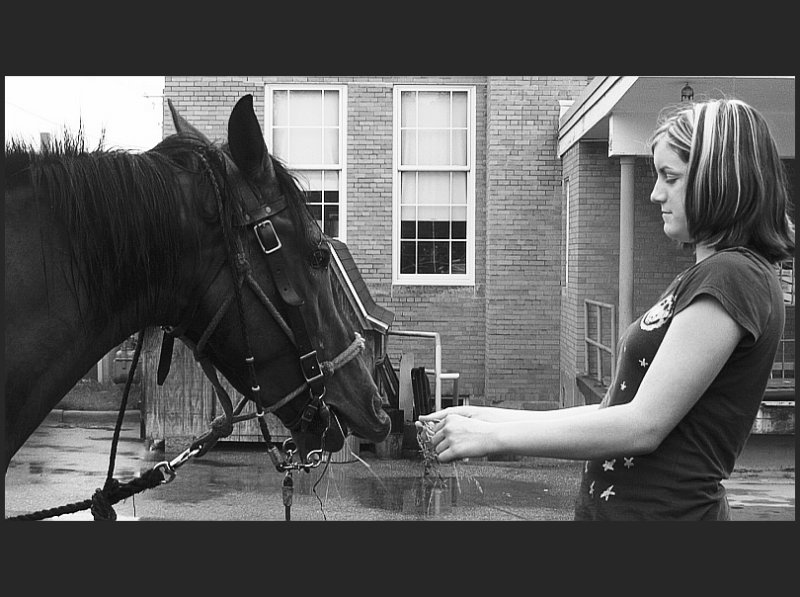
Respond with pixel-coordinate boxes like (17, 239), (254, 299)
(640, 293), (676, 331)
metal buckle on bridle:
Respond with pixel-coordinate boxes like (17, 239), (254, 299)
(299, 350), (325, 386)
(254, 219), (282, 254)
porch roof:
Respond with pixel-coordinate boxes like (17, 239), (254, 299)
(558, 76), (795, 158)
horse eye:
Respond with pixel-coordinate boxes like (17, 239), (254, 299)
(309, 247), (330, 269)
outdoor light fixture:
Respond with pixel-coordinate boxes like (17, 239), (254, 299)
(681, 83), (694, 102)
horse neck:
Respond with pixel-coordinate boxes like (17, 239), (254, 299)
(5, 167), (207, 402)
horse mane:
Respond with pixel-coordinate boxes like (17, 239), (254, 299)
(5, 130), (322, 327)
(6, 132), (199, 326)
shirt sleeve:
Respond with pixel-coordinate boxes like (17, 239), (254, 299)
(673, 250), (774, 343)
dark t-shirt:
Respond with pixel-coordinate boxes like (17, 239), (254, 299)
(574, 247), (785, 520)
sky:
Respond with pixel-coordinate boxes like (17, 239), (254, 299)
(5, 76), (165, 152)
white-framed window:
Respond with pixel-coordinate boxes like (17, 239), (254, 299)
(393, 85), (476, 285)
(264, 85), (347, 241)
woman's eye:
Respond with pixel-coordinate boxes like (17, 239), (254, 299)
(309, 248), (330, 269)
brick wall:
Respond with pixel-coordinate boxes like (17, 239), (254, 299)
(485, 77), (590, 409)
(559, 141), (621, 406)
(163, 76), (491, 404)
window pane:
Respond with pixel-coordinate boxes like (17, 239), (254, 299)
(418, 92), (450, 127)
(324, 205), (339, 237)
(323, 190), (339, 204)
(433, 221), (449, 239)
(290, 90), (322, 126)
(452, 130), (467, 166)
(401, 91), (416, 127)
(452, 221), (467, 239)
(323, 128), (339, 164)
(418, 205), (449, 221)
(418, 242), (435, 273)
(323, 90), (339, 126)
(418, 172), (450, 205)
(300, 170), (321, 191)
(401, 221), (415, 239)
(273, 90), (289, 126)
(289, 128), (322, 163)
(401, 130), (417, 165)
(452, 92), (467, 127)
(418, 221), (434, 239)
(401, 206), (416, 221)
(273, 128), (288, 160)
(452, 172), (467, 204)
(452, 242), (467, 273)
(401, 242), (416, 273)
(434, 242), (450, 274)
(418, 130), (450, 165)
(401, 172), (416, 204)
(323, 170), (339, 191)
(308, 203), (322, 226)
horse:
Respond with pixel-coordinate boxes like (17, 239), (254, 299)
(4, 94), (390, 473)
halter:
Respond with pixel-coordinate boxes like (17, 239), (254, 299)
(156, 148), (362, 471)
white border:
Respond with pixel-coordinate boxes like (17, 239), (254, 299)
(392, 85), (476, 286)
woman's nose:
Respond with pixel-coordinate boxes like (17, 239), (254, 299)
(650, 182), (664, 204)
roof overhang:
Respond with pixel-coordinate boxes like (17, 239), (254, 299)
(558, 76), (795, 158)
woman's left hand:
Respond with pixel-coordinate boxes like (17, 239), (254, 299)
(424, 414), (498, 463)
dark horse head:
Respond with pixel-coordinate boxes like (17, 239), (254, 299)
(4, 94), (390, 470)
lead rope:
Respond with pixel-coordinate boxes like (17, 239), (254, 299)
(91, 329), (146, 520)
(5, 332), (366, 522)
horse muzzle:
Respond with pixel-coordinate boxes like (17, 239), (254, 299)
(290, 403), (347, 463)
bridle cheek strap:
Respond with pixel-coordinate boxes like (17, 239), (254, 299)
(251, 209), (327, 432)
(159, 149), (339, 463)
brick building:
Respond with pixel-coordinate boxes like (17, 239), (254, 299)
(158, 75), (794, 424)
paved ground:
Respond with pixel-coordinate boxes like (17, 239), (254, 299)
(4, 411), (794, 522)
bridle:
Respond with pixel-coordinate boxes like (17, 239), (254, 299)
(157, 147), (363, 472)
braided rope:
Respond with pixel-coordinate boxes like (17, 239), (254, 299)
(6, 469), (166, 521)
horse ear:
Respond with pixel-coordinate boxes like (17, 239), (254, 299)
(228, 94), (274, 180)
(167, 99), (210, 142)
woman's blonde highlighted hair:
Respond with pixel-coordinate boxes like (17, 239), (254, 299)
(649, 98), (794, 263)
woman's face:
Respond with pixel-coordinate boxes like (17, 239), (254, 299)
(650, 136), (692, 243)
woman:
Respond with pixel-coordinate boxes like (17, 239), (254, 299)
(418, 98), (794, 520)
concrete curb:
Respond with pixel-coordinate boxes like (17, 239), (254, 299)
(45, 409), (141, 426)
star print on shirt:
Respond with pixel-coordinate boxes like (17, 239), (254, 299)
(624, 457), (634, 468)
(589, 481), (595, 497)
(620, 381), (627, 391)
(602, 459), (615, 471)
(639, 358), (648, 367)
(600, 485), (615, 501)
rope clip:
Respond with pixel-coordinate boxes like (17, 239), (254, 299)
(153, 446), (201, 484)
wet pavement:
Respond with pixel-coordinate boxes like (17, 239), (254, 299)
(4, 412), (795, 522)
